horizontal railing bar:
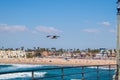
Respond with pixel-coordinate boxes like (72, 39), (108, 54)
(0, 64), (116, 75)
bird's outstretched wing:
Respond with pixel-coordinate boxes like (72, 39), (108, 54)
(46, 35), (60, 39)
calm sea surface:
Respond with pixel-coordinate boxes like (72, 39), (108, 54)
(0, 64), (115, 80)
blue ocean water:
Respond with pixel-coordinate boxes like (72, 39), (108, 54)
(0, 64), (115, 80)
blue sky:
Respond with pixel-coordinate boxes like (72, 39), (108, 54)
(0, 0), (117, 49)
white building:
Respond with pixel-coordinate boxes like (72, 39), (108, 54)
(0, 50), (26, 58)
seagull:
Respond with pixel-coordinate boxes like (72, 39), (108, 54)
(46, 35), (60, 39)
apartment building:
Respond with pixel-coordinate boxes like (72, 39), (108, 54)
(0, 50), (26, 58)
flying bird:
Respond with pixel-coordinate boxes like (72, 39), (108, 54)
(46, 35), (60, 39)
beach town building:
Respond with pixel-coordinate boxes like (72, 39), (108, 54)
(95, 49), (116, 59)
(25, 50), (53, 57)
(0, 50), (26, 58)
(41, 51), (53, 57)
(25, 50), (35, 57)
(62, 52), (73, 58)
(106, 50), (116, 57)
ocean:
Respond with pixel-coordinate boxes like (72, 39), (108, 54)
(0, 64), (115, 80)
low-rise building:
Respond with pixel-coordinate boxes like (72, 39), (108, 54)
(0, 50), (26, 58)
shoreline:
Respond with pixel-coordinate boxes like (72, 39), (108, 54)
(0, 58), (116, 66)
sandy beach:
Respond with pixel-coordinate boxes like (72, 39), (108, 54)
(0, 58), (116, 66)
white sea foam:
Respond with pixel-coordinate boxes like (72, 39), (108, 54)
(0, 72), (47, 79)
(12, 64), (43, 68)
(1, 63), (44, 70)
(0, 64), (44, 72)
(0, 63), (44, 67)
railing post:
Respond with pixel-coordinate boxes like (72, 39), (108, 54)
(116, 64), (119, 80)
(81, 66), (84, 80)
(61, 67), (64, 80)
(32, 71), (34, 80)
(108, 65), (111, 80)
(97, 65), (99, 80)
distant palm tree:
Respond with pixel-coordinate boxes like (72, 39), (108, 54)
(51, 47), (56, 52)
(21, 46), (24, 50)
(33, 47), (36, 50)
(76, 49), (81, 53)
(1, 46), (4, 50)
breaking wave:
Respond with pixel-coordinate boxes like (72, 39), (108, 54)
(0, 72), (47, 80)
(0, 64), (47, 80)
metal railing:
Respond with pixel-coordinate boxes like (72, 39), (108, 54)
(0, 64), (118, 80)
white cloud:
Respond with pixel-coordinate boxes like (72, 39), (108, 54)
(101, 21), (111, 26)
(82, 29), (99, 33)
(31, 30), (38, 34)
(109, 29), (115, 33)
(0, 24), (27, 32)
(35, 26), (62, 33)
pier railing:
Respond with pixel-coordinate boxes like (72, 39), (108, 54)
(0, 64), (117, 80)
